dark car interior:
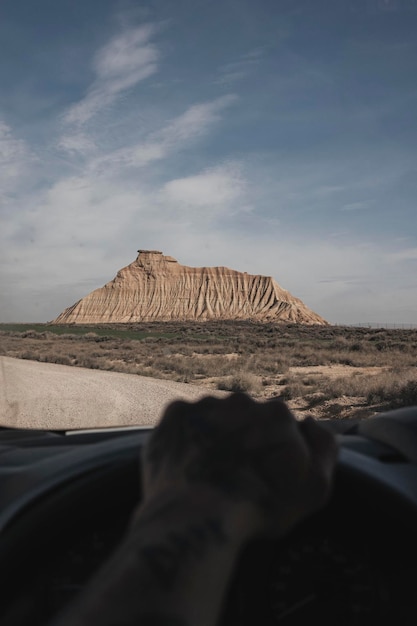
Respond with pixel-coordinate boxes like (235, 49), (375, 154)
(1, 409), (417, 625)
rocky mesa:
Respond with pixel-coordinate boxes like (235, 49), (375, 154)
(53, 250), (327, 325)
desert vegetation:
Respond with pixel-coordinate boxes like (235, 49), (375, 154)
(1, 321), (417, 419)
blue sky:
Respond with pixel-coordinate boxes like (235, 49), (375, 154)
(1, 0), (417, 324)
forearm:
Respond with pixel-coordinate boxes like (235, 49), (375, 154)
(51, 394), (337, 626)
(51, 489), (251, 626)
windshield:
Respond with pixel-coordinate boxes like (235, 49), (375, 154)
(1, 0), (417, 430)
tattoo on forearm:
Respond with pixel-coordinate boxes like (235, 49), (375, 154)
(141, 518), (227, 589)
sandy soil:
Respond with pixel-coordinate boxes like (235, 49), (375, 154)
(0, 355), (401, 430)
(0, 356), (227, 430)
(288, 364), (387, 378)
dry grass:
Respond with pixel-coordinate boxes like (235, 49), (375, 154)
(2, 321), (417, 419)
(216, 371), (263, 394)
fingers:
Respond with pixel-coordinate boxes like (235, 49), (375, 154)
(147, 395), (338, 520)
(155, 394), (299, 457)
(299, 417), (338, 482)
(160, 393), (295, 428)
(297, 416), (339, 510)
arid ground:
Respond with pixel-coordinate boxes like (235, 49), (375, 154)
(0, 355), (228, 429)
(1, 321), (417, 423)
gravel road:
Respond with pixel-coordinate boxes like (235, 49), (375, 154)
(0, 356), (227, 430)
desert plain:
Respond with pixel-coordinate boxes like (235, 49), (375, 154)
(1, 321), (417, 429)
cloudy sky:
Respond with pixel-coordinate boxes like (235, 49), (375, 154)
(1, 0), (417, 324)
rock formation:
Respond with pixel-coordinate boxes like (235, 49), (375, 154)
(53, 250), (327, 325)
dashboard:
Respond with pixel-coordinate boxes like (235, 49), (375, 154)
(0, 408), (417, 625)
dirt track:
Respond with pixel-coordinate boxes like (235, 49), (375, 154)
(0, 356), (227, 430)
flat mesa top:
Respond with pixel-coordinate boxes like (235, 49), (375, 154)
(137, 250), (162, 254)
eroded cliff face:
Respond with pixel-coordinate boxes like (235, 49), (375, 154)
(53, 250), (327, 325)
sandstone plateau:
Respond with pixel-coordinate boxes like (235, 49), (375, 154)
(53, 250), (327, 325)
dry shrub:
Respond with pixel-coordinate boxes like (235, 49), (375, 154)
(279, 378), (311, 401)
(3, 322), (417, 414)
(319, 375), (379, 399)
(217, 372), (262, 394)
(48, 354), (72, 366)
(20, 350), (40, 361)
(367, 378), (417, 408)
(280, 369), (417, 408)
(301, 371), (417, 409)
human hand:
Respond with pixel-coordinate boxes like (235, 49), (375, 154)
(54, 394), (337, 626)
(141, 393), (338, 539)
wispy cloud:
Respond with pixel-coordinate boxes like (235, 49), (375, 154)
(340, 201), (369, 211)
(159, 162), (246, 217)
(2, 4), (417, 325)
(87, 95), (237, 175)
(0, 122), (36, 207)
(389, 248), (417, 262)
(215, 48), (264, 85)
(152, 95), (237, 145)
(57, 132), (98, 157)
(62, 24), (159, 128)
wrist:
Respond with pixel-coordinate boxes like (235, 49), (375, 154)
(131, 485), (261, 544)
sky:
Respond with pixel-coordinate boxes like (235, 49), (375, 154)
(1, 0), (417, 325)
